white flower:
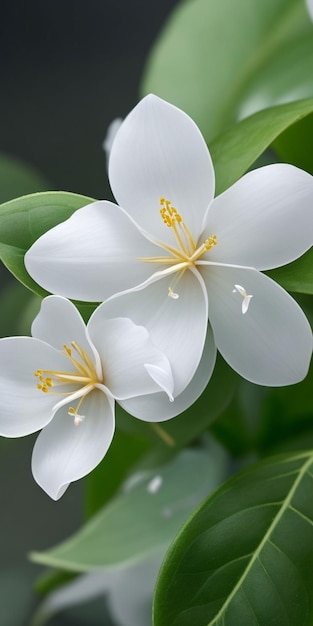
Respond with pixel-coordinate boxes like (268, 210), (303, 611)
(25, 95), (313, 396)
(306, 0), (313, 21)
(0, 295), (174, 500)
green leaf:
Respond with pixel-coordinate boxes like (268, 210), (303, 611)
(142, 0), (313, 142)
(266, 248), (313, 294)
(210, 96), (313, 195)
(35, 570), (78, 597)
(274, 112), (313, 176)
(0, 153), (50, 204)
(30, 446), (226, 572)
(153, 451), (313, 626)
(0, 191), (95, 296)
(84, 429), (151, 519)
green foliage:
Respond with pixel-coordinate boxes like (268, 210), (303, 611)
(142, 0), (313, 142)
(116, 355), (238, 462)
(210, 96), (313, 195)
(0, 191), (95, 296)
(30, 447), (226, 572)
(212, 378), (313, 463)
(274, 112), (313, 175)
(267, 248), (313, 295)
(0, 281), (40, 337)
(84, 429), (151, 519)
(0, 4), (312, 624)
(153, 451), (313, 626)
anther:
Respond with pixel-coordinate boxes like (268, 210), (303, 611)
(204, 234), (217, 250)
(159, 197), (182, 227)
(68, 407), (85, 426)
(232, 284), (253, 314)
(168, 287), (179, 299)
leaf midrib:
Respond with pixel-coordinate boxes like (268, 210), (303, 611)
(207, 452), (313, 625)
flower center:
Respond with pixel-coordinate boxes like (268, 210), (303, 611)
(159, 197), (217, 259)
(35, 342), (101, 425)
(138, 197), (217, 297)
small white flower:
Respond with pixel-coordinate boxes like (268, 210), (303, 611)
(0, 296), (174, 500)
(25, 95), (313, 395)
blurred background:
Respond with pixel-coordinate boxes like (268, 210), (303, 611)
(0, 1), (179, 624)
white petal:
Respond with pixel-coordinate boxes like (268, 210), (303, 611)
(25, 201), (158, 302)
(31, 390), (115, 500)
(120, 324), (216, 422)
(202, 265), (312, 386)
(87, 315), (173, 400)
(204, 164), (313, 270)
(32, 296), (103, 391)
(32, 296), (91, 354)
(144, 364), (174, 401)
(109, 94), (215, 243)
(103, 117), (123, 166)
(0, 337), (71, 437)
(98, 268), (209, 396)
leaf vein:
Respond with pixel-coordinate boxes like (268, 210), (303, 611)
(207, 453), (313, 625)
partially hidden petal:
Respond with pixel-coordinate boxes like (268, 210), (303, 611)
(87, 314), (174, 401)
(0, 337), (69, 437)
(204, 164), (313, 270)
(25, 201), (158, 301)
(31, 389), (115, 500)
(120, 324), (216, 422)
(109, 94), (215, 243)
(32, 296), (90, 353)
(97, 268), (209, 396)
(144, 364), (174, 402)
(203, 265), (312, 386)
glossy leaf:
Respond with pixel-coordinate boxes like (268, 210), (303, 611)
(210, 96), (313, 195)
(142, 0), (313, 142)
(30, 446), (226, 572)
(0, 191), (95, 296)
(153, 451), (313, 626)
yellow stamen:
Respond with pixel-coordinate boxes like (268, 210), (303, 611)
(168, 286), (179, 300)
(159, 198), (195, 256)
(139, 197), (218, 291)
(35, 342), (102, 424)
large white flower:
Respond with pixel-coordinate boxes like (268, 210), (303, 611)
(0, 295), (174, 500)
(25, 95), (313, 390)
